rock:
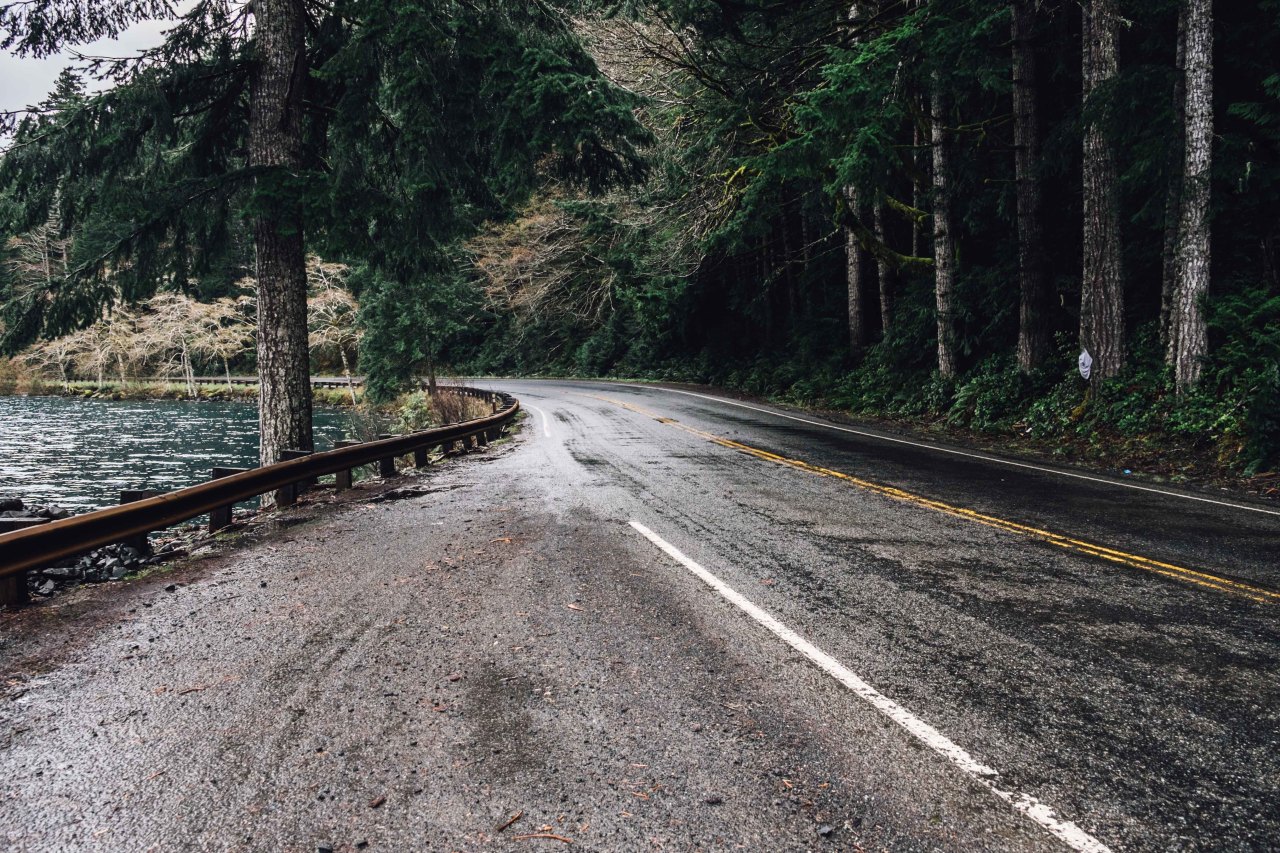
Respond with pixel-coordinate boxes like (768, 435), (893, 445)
(41, 567), (80, 581)
(817, 824), (835, 838)
(0, 497), (24, 512)
(110, 566), (130, 581)
(165, 584), (177, 592)
(35, 580), (56, 596)
(0, 510), (36, 519)
(704, 794), (723, 805)
(32, 504), (71, 520)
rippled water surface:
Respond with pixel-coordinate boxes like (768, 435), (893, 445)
(0, 396), (353, 512)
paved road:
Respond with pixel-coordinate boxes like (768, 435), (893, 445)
(2, 379), (1277, 851)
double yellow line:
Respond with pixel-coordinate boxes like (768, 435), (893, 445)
(590, 395), (1278, 604)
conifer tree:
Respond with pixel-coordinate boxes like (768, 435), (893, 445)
(1171, 0), (1214, 391)
(1012, 0), (1048, 373)
(1080, 0), (1126, 379)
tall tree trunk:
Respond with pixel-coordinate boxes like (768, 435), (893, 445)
(1080, 0), (1126, 380)
(912, 123), (923, 258)
(932, 76), (958, 379)
(873, 200), (892, 336)
(1161, 7), (1188, 358)
(1012, 0), (1050, 373)
(843, 2), (868, 353)
(844, 187), (867, 351)
(250, 0), (313, 471)
(1173, 0), (1214, 392)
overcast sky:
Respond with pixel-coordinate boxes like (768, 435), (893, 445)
(1, 17), (175, 115)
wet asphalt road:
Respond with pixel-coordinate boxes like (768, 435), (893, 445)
(2, 378), (1278, 852)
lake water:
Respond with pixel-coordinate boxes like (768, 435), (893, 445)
(0, 395), (355, 513)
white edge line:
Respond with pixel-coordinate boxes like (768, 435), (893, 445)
(623, 384), (1280, 518)
(629, 520), (1113, 853)
(524, 403), (553, 438)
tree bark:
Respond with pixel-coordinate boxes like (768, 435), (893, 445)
(1161, 7), (1188, 358)
(1173, 0), (1214, 391)
(932, 75), (958, 379)
(843, 186), (867, 351)
(843, 2), (868, 353)
(1080, 0), (1126, 380)
(1012, 0), (1050, 373)
(873, 200), (892, 336)
(249, 0), (313, 472)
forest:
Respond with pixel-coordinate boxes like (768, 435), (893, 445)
(1, 0), (1278, 480)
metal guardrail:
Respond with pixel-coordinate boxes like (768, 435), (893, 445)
(192, 377), (360, 390)
(0, 387), (520, 594)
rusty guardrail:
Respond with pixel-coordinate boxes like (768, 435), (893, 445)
(0, 387), (519, 593)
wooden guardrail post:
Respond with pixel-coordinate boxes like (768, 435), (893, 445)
(0, 518), (49, 607)
(376, 435), (399, 478)
(333, 441), (358, 489)
(209, 467), (248, 532)
(413, 443), (431, 468)
(120, 490), (160, 551)
(276, 450), (311, 506)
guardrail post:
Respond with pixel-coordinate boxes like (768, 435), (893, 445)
(276, 450), (311, 506)
(0, 571), (29, 607)
(333, 440), (358, 489)
(0, 518), (51, 607)
(376, 435), (399, 478)
(476, 431), (488, 447)
(208, 467), (248, 533)
(119, 490), (160, 551)
(413, 444), (431, 468)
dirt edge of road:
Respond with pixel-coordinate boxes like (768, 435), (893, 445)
(0, 423), (526, 695)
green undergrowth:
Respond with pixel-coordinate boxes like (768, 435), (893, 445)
(581, 326), (1279, 486)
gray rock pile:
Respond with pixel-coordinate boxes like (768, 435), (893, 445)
(0, 497), (72, 521)
(1, 498), (184, 599)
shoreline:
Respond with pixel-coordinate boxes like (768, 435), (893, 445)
(0, 379), (360, 407)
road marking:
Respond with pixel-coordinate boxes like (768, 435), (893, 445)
(623, 385), (1280, 518)
(588, 394), (1279, 602)
(629, 520), (1112, 853)
(524, 404), (553, 438)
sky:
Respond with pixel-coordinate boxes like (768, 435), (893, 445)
(1, 17), (176, 115)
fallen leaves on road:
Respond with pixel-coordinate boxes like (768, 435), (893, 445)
(566, 604), (584, 612)
(369, 795), (386, 809)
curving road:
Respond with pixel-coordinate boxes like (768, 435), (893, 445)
(2, 379), (1277, 851)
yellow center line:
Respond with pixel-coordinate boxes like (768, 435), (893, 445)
(583, 393), (1277, 604)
